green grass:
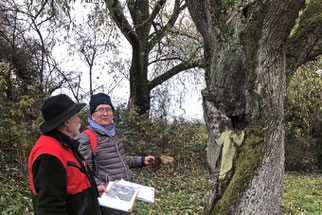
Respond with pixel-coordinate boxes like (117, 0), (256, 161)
(130, 168), (322, 214)
(131, 163), (211, 214)
(281, 172), (322, 215)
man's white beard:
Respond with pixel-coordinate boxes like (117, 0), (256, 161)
(68, 123), (81, 137)
(75, 123), (81, 136)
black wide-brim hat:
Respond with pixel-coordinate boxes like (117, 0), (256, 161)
(40, 94), (86, 133)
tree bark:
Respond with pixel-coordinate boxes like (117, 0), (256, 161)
(187, 0), (321, 214)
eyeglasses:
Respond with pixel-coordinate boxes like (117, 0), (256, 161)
(94, 108), (113, 113)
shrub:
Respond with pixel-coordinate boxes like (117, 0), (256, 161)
(285, 59), (321, 171)
(114, 109), (208, 165)
(0, 151), (33, 214)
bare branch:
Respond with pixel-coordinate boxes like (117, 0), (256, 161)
(149, 0), (167, 24)
(148, 61), (202, 90)
(148, 0), (185, 52)
(286, 0), (322, 83)
(104, 0), (138, 45)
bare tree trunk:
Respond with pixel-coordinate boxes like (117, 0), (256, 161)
(129, 39), (151, 116)
(186, 0), (322, 214)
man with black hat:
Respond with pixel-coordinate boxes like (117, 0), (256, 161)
(76, 93), (155, 214)
(28, 94), (105, 215)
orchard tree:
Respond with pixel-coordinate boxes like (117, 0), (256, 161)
(186, 0), (321, 214)
(104, 0), (203, 115)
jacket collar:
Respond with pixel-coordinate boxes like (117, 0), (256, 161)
(44, 130), (79, 150)
(88, 118), (115, 137)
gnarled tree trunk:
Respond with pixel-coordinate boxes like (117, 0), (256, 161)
(186, 0), (322, 214)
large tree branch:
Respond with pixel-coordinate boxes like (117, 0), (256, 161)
(186, 0), (219, 48)
(128, 0), (166, 28)
(126, 0), (139, 25)
(148, 61), (202, 90)
(286, 0), (322, 83)
(149, 0), (167, 23)
(148, 44), (204, 66)
(306, 37), (322, 61)
(127, 0), (148, 28)
(104, 0), (138, 45)
(262, 1), (305, 48)
(148, 0), (185, 52)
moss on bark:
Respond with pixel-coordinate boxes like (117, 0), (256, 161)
(210, 2), (269, 214)
(209, 0), (238, 39)
(287, 0), (322, 60)
(212, 120), (264, 214)
(240, 3), (267, 95)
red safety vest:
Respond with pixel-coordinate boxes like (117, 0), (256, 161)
(28, 135), (91, 195)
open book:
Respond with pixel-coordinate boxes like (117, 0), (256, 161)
(118, 179), (155, 203)
(98, 180), (156, 212)
(98, 181), (139, 212)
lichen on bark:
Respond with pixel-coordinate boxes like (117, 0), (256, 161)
(213, 120), (264, 214)
(217, 130), (245, 179)
(206, 128), (245, 177)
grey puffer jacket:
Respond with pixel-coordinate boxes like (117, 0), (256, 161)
(76, 126), (144, 186)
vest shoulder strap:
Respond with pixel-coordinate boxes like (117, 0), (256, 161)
(82, 129), (97, 152)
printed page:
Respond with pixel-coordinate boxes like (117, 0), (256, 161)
(98, 181), (139, 212)
(119, 179), (155, 203)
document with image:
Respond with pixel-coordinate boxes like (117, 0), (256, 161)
(118, 179), (156, 203)
(98, 181), (139, 212)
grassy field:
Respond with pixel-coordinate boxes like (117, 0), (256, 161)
(131, 167), (322, 215)
(281, 172), (322, 214)
(131, 163), (211, 214)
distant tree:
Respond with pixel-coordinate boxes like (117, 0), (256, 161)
(18, 0), (204, 116)
(186, 0), (321, 214)
(66, 4), (125, 97)
(0, 0), (80, 97)
(104, 0), (204, 115)
(0, 0), (84, 169)
(0, 0), (41, 98)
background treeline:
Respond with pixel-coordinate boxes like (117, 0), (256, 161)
(284, 61), (321, 171)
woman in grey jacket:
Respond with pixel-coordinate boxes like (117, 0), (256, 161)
(76, 93), (154, 215)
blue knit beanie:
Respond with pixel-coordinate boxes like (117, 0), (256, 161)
(89, 93), (115, 115)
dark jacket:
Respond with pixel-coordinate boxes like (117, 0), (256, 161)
(28, 130), (102, 215)
(76, 126), (145, 186)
